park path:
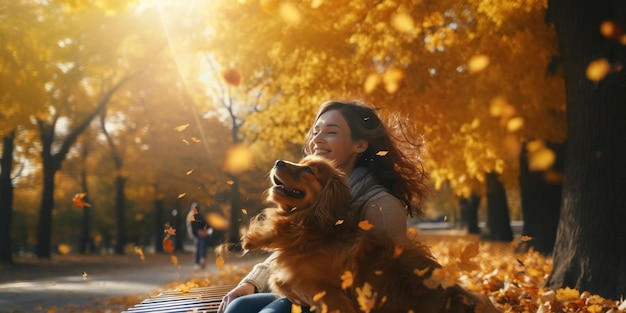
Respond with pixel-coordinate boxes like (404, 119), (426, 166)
(0, 250), (266, 313)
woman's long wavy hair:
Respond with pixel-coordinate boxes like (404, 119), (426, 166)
(303, 100), (429, 217)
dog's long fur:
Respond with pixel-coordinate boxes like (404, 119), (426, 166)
(242, 156), (498, 313)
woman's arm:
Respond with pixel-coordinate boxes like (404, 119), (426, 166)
(361, 194), (408, 239)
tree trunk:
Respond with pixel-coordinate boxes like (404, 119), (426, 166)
(0, 131), (16, 264)
(518, 141), (564, 255)
(78, 144), (92, 254)
(459, 193), (481, 234)
(113, 175), (127, 254)
(546, 0), (626, 300)
(483, 172), (513, 242)
(227, 175), (242, 249)
(36, 155), (58, 258)
(154, 197), (164, 253)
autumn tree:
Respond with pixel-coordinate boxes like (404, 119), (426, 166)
(203, 0), (566, 243)
(546, 0), (626, 300)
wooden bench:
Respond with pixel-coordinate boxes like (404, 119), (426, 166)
(122, 284), (235, 313)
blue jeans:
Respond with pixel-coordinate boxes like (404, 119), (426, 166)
(194, 237), (207, 265)
(225, 294), (312, 313)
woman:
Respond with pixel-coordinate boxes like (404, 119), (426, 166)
(217, 100), (428, 313)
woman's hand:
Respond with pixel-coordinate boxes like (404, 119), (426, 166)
(216, 282), (256, 313)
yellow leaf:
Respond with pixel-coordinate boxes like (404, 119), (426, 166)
(383, 68), (404, 94)
(224, 144), (254, 174)
(186, 170), (193, 175)
(556, 287), (580, 301)
(215, 255), (225, 270)
(182, 139), (190, 145)
(393, 246), (403, 258)
(191, 137), (201, 143)
(58, 244), (71, 255)
(335, 219), (344, 225)
(459, 241), (481, 272)
(313, 290), (326, 302)
(82, 272), (88, 280)
(177, 193), (186, 199)
(391, 13), (415, 33)
(375, 150), (388, 156)
(206, 213), (229, 230)
(506, 117), (524, 132)
(529, 146), (556, 171)
(586, 59), (611, 82)
(341, 271), (353, 289)
(468, 55), (490, 73)
(363, 74), (380, 94)
(279, 3), (301, 24)
(134, 246), (145, 261)
(241, 208), (248, 215)
(291, 304), (302, 313)
(358, 220), (375, 231)
(174, 124), (190, 132)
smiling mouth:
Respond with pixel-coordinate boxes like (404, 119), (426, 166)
(272, 176), (305, 199)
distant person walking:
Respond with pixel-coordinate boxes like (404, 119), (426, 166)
(186, 202), (213, 270)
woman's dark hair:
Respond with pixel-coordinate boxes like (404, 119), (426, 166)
(303, 100), (428, 217)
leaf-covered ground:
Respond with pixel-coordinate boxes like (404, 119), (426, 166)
(165, 234), (625, 313)
(4, 234), (624, 312)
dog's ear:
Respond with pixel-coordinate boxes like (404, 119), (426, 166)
(315, 166), (352, 231)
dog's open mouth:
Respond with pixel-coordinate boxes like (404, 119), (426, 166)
(272, 175), (305, 199)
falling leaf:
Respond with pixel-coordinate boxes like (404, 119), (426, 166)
(165, 227), (176, 236)
(391, 13), (415, 33)
(224, 144), (254, 174)
(382, 68), (404, 94)
(468, 55), (490, 73)
(358, 220), (375, 231)
(82, 272), (88, 280)
(215, 255), (225, 270)
(241, 208), (248, 215)
(506, 117), (524, 132)
(393, 246), (403, 258)
(186, 170), (193, 175)
(163, 237), (174, 253)
(600, 20), (623, 39)
(341, 271), (353, 289)
(356, 282), (377, 313)
(313, 291), (326, 302)
(177, 193), (187, 199)
(206, 213), (229, 230)
(222, 68), (242, 86)
(310, 0), (323, 8)
(134, 246), (145, 261)
(556, 287), (580, 301)
(407, 227), (419, 240)
(58, 244), (71, 255)
(279, 2), (301, 24)
(335, 219), (344, 225)
(182, 139), (190, 145)
(73, 193), (90, 209)
(520, 235), (533, 242)
(291, 304), (303, 313)
(586, 59), (611, 82)
(375, 150), (389, 156)
(191, 137), (201, 143)
(363, 74), (380, 94)
(529, 146), (556, 171)
(174, 124), (190, 132)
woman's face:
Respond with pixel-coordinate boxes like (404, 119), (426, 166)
(307, 109), (367, 174)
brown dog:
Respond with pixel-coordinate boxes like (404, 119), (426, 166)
(242, 156), (499, 313)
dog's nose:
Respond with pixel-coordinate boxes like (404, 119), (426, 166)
(274, 160), (286, 168)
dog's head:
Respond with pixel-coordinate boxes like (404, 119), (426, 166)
(268, 155), (352, 228)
